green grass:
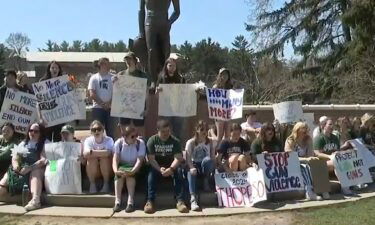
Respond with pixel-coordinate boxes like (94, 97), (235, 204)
(295, 197), (375, 225)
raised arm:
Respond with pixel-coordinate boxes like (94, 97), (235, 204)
(138, 0), (146, 38)
(169, 0), (180, 26)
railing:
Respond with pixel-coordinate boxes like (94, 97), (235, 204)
(243, 104), (375, 111)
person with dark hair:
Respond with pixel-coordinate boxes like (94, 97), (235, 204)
(333, 117), (356, 146)
(88, 58), (116, 138)
(241, 111), (262, 144)
(83, 120), (114, 194)
(156, 58), (186, 140)
(0, 123), (49, 211)
(115, 52), (151, 138)
(217, 123), (251, 172)
(0, 123), (20, 176)
(17, 72), (34, 94)
(185, 120), (215, 211)
(144, 119), (188, 214)
(0, 70), (21, 109)
(112, 125), (146, 213)
(251, 122), (283, 163)
(213, 68), (234, 144)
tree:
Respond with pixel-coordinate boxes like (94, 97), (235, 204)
(70, 40), (83, 52)
(5, 33), (30, 58)
(39, 40), (55, 52)
(114, 40), (127, 52)
(85, 39), (102, 52)
(60, 41), (70, 52)
(0, 44), (9, 85)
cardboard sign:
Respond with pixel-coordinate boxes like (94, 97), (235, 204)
(273, 101), (304, 124)
(349, 139), (375, 168)
(111, 75), (147, 119)
(74, 88), (86, 120)
(257, 152), (304, 193)
(332, 149), (372, 187)
(303, 113), (316, 137)
(206, 88), (244, 121)
(32, 76), (80, 127)
(0, 88), (38, 134)
(44, 142), (82, 194)
(158, 84), (197, 117)
(308, 160), (331, 194)
(215, 167), (267, 208)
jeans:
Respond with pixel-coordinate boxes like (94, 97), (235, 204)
(92, 107), (117, 139)
(187, 157), (214, 194)
(146, 167), (184, 202)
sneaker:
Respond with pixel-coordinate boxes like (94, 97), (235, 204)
(355, 183), (368, 190)
(342, 187), (354, 196)
(24, 200), (41, 211)
(305, 189), (322, 201)
(144, 201), (155, 214)
(190, 198), (200, 211)
(89, 183), (97, 194)
(125, 204), (135, 213)
(176, 201), (189, 213)
(113, 203), (121, 213)
(322, 192), (331, 200)
(100, 183), (110, 193)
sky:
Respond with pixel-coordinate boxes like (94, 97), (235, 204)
(0, 0), (260, 51)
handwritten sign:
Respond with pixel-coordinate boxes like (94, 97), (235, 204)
(0, 88), (38, 134)
(332, 149), (372, 187)
(111, 75), (147, 119)
(257, 152), (304, 193)
(32, 76), (80, 127)
(273, 101), (304, 124)
(206, 88), (244, 121)
(74, 88), (86, 120)
(158, 84), (197, 117)
(349, 139), (375, 168)
(44, 142), (82, 194)
(215, 167), (267, 208)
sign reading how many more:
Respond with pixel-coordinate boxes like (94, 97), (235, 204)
(32, 75), (80, 127)
(332, 148), (372, 188)
(44, 142), (82, 194)
(215, 167), (267, 208)
(0, 88), (38, 134)
(257, 152), (304, 193)
(206, 88), (244, 121)
(273, 101), (304, 124)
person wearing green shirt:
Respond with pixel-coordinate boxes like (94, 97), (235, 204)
(144, 119), (188, 214)
(0, 123), (19, 176)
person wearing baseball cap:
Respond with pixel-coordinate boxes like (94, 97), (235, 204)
(60, 125), (77, 142)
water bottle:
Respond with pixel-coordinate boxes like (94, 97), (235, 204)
(22, 184), (30, 207)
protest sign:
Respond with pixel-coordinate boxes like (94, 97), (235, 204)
(215, 167), (267, 208)
(206, 88), (244, 121)
(0, 88), (38, 134)
(332, 149), (372, 187)
(111, 75), (147, 119)
(32, 76), (80, 127)
(349, 139), (375, 168)
(303, 113), (316, 136)
(74, 88), (86, 120)
(44, 142), (82, 194)
(158, 84), (197, 117)
(257, 152), (304, 193)
(273, 101), (304, 124)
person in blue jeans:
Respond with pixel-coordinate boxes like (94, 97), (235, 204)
(144, 119), (188, 214)
(185, 120), (215, 211)
(88, 57), (116, 138)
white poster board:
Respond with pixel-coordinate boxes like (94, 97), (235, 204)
(273, 101), (304, 124)
(332, 149), (372, 187)
(44, 142), (82, 194)
(0, 88), (38, 134)
(32, 76), (80, 127)
(215, 167), (267, 208)
(303, 113), (316, 136)
(349, 139), (375, 168)
(74, 88), (86, 120)
(256, 152), (304, 193)
(206, 88), (244, 121)
(158, 84), (197, 117)
(111, 75), (147, 119)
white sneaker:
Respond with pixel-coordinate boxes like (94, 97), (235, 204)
(24, 199), (41, 211)
(305, 189), (322, 201)
(342, 187), (354, 196)
(100, 183), (110, 193)
(89, 183), (97, 194)
(322, 192), (331, 200)
(190, 198), (200, 211)
(356, 183), (368, 190)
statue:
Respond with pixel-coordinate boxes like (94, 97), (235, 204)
(134, 0), (180, 85)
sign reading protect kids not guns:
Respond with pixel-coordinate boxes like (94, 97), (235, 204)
(215, 167), (267, 208)
(256, 152), (304, 193)
(332, 149), (372, 188)
(0, 88), (38, 134)
(206, 88), (244, 121)
(32, 75), (80, 127)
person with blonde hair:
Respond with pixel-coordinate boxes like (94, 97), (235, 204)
(285, 122), (330, 200)
(333, 117), (356, 146)
(359, 113), (375, 150)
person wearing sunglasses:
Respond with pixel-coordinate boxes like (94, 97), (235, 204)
(185, 120), (215, 211)
(144, 119), (188, 214)
(112, 125), (146, 213)
(0, 123), (49, 211)
(83, 120), (114, 193)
